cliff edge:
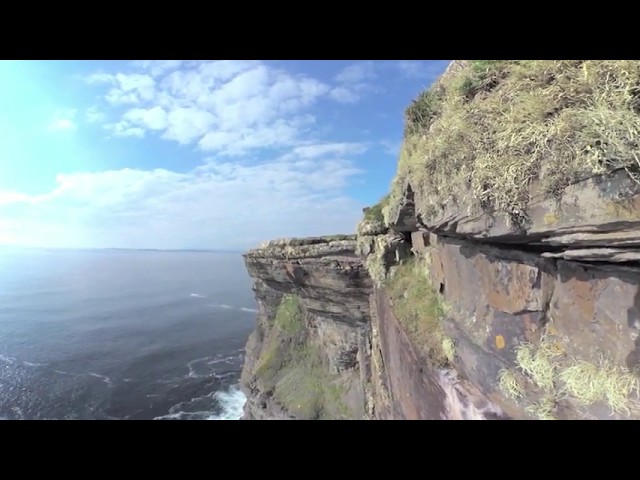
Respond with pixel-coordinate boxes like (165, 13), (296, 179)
(240, 60), (640, 420)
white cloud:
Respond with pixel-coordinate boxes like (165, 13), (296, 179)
(48, 109), (77, 131)
(335, 61), (376, 84)
(396, 60), (451, 80)
(379, 139), (402, 156)
(0, 191), (32, 206)
(88, 73), (156, 105)
(86, 73), (116, 85)
(163, 107), (216, 144)
(85, 106), (106, 123)
(329, 61), (380, 104)
(48, 118), (75, 131)
(105, 123), (146, 138)
(122, 106), (168, 130)
(86, 60), (331, 156)
(198, 119), (306, 156)
(0, 143), (368, 249)
(329, 87), (360, 104)
(133, 60), (183, 77)
(286, 142), (368, 159)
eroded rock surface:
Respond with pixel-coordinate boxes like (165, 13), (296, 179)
(419, 169), (640, 258)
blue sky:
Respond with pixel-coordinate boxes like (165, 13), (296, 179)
(0, 60), (449, 250)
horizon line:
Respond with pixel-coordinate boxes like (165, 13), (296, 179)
(0, 245), (246, 253)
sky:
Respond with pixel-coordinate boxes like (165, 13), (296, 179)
(0, 60), (449, 250)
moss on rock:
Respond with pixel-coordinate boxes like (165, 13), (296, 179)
(252, 294), (355, 419)
(386, 256), (454, 367)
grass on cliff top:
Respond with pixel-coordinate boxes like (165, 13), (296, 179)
(387, 60), (640, 226)
(386, 256), (454, 367)
(363, 194), (390, 224)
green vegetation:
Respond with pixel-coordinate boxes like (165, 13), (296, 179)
(497, 328), (640, 419)
(404, 88), (445, 136)
(454, 60), (510, 99)
(386, 256), (454, 367)
(273, 342), (327, 419)
(389, 60), (640, 227)
(363, 194), (390, 224)
(252, 294), (353, 419)
(273, 341), (353, 419)
(363, 235), (389, 286)
(441, 336), (456, 365)
(274, 294), (303, 335)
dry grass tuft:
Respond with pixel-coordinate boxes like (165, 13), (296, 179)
(498, 368), (524, 400)
(559, 359), (640, 415)
(501, 328), (640, 418)
(515, 340), (563, 393)
(525, 395), (557, 420)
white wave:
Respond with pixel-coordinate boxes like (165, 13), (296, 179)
(152, 385), (246, 420)
(190, 293), (207, 298)
(187, 354), (240, 378)
(154, 410), (212, 420)
(23, 361), (44, 367)
(53, 369), (81, 377)
(208, 385), (246, 420)
(0, 355), (15, 365)
(0, 356), (45, 368)
(88, 372), (113, 386)
(209, 303), (234, 310)
(209, 303), (258, 314)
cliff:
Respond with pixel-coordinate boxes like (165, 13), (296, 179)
(240, 60), (640, 420)
(241, 236), (374, 419)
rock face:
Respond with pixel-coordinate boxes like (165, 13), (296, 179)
(241, 236), (514, 420)
(239, 61), (640, 420)
(241, 176), (640, 420)
(363, 175), (640, 419)
(420, 233), (640, 419)
(419, 169), (640, 257)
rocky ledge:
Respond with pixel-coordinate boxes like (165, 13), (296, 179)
(240, 236), (374, 419)
(240, 235), (515, 420)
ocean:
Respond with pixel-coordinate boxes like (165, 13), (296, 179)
(0, 247), (257, 420)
